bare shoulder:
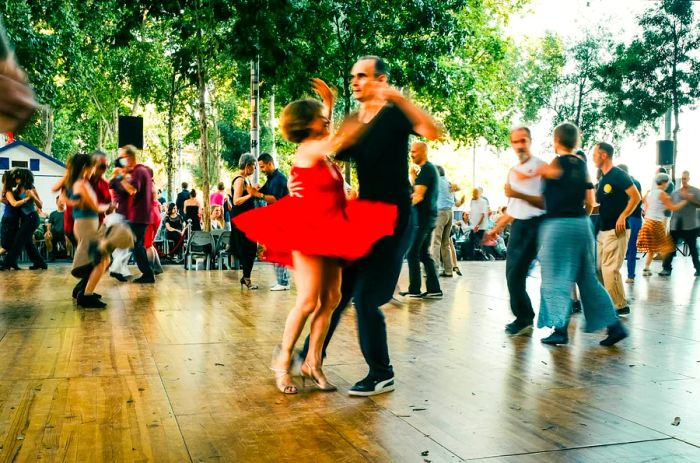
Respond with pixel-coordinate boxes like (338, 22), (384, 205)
(294, 141), (331, 168)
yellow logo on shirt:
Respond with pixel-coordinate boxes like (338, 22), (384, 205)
(603, 184), (612, 193)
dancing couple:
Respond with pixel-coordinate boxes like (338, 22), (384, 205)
(234, 56), (440, 395)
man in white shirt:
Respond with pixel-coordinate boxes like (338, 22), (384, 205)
(486, 127), (545, 335)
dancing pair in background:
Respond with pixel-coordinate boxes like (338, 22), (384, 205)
(235, 56), (440, 395)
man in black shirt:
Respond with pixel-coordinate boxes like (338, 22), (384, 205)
(253, 152), (291, 290)
(176, 182), (190, 218)
(593, 143), (641, 315)
(298, 56), (440, 396)
(400, 141), (442, 298)
(45, 196), (67, 260)
(618, 164), (643, 282)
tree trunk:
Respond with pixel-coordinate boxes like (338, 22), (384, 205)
(43, 106), (54, 154)
(97, 118), (104, 152)
(197, 52), (211, 232)
(166, 71), (176, 201)
(131, 95), (141, 116)
(671, 21), (680, 182)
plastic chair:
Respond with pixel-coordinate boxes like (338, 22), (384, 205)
(215, 231), (232, 270)
(185, 231), (216, 270)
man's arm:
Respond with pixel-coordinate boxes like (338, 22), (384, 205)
(382, 87), (441, 140)
(0, 58), (37, 132)
(615, 184), (641, 235)
(485, 213), (513, 240)
(412, 184), (427, 205)
(504, 183), (544, 209)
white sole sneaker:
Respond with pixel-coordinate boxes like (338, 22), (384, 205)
(270, 285), (290, 291)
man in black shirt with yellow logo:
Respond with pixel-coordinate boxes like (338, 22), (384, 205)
(593, 142), (641, 316)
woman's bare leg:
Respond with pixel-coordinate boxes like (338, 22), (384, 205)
(305, 259), (342, 368)
(85, 257), (109, 295)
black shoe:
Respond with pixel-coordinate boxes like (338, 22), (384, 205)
(438, 272), (453, 278)
(398, 291), (423, 298)
(505, 319), (533, 335)
(658, 269), (672, 276)
(616, 306), (631, 316)
(348, 375), (395, 397)
(110, 272), (129, 282)
(600, 321), (628, 346)
(0, 263), (21, 271)
(541, 327), (568, 345)
(423, 291), (443, 299)
(453, 266), (462, 276)
(29, 263), (48, 270)
(133, 276), (155, 284)
(572, 300), (582, 313)
(77, 293), (107, 309)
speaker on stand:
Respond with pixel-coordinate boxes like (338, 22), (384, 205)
(118, 116), (144, 150)
(656, 140), (674, 166)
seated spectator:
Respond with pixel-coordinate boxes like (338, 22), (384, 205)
(45, 196), (70, 260)
(164, 203), (185, 243)
(210, 205), (225, 230)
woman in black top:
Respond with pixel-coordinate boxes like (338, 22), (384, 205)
(230, 153), (258, 288)
(164, 203), (185, 243)
(183, 190), (201, 231)
(537, 123), (627, 346)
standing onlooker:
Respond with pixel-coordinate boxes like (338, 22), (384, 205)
(465, 187), (488, 259)
(637, 173), (687, 276)
(184, 190), (202, 231)
(209, 182), (226, 208)
(432, 165), (455, 277)
(618, 164), (643, 283)
(176, 182), (189, 218)
(45, 196), (69, 260)
(592, 143), (641, 316)
(661, 170), (700, 276)
(253, 152), (291, 291)
(400, 141), (442, 299)
(486, 126), (545, 335)
(117, 145), (155, 284)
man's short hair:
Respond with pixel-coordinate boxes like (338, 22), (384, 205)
(217, 182), (225, 191)
(358, 55), (388, 78)
(120, 144), (138, 158)
(510, 126), (531, 139)
(596, 142), (615, 158)
(657, 167), (667, 174)
(553, 122), (580, 151)
(258, 152), (274, 164)
(182, 182), (188, 189)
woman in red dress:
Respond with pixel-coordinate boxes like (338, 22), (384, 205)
(233, 80), (397, 394)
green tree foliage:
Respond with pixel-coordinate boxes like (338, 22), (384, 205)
(597, 0), (700, 172)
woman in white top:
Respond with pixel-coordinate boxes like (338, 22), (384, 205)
(637, 173), (687, 275)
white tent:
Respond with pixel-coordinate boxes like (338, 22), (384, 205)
(0, 141), (66, 214)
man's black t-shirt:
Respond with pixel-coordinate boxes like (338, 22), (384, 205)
(596, 166), (634, 231)
(414, 161), (439, 223)
(48, 210), (64, 235)
(336, 103), (415, 217)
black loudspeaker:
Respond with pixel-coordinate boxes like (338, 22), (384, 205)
(657, 140), (674, 166)
(118, 116), (144, 150)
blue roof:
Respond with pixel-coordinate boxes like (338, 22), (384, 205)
(0, 140), (66, 168)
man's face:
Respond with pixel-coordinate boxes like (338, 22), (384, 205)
(350, 59), (384, 102)
(682, 172), (690, 187)
(592, 146), (607, 169)
(93, 157), (108, 178)
(510, 129), (531, 161)
(56, 197), (65, 210)
(258, 160), (274, 175)
(410, 143), (426, 164)
(118, 149), (135, 169)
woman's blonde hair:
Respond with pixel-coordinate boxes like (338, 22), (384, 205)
(280, 99), (324, 144)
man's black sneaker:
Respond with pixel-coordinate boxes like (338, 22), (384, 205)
(541, 327), (568, 346)
(505, 320), (533, 335)
(616, 306), (630, 316)
(133, 276), (155, 284)
(110, 272), (129, 282)
(398, 291), (423, 298)
(77, 293), (107, 309)
(423, 291), (443, 299)
(348, 376), (395, 397)
(572, 300), (582, 313)
(29, 263), (48, 270)
(658, 269), (672, 276)
(600, 321), (628, 346)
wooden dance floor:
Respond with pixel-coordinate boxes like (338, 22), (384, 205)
(1, 257), (700, 462)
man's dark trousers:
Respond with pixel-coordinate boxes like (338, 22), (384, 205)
(663, 228), (700, 272)
(130, 223), (154, 279)
(506, 216), (542, 323)
(407, 214), (441, 294)
(300, 211), (414, 380)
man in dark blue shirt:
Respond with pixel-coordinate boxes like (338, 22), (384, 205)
(252, 152), (290, 290)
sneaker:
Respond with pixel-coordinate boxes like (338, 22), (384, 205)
(398, 291), (423, 298)
(270, 284), (290, 291)
(658, 269), (672, 276)
(541, 327), (568, 346)
(133, 276), (155, 284)
(423, 291), (443, 299)
(600, 321), (628, 346)
(572, 300), (582, 314)
(438, 272), (453, 278)
(616, 306), (631, 316)
(625, 278), (635, 283)
(77, 293), (107, 309)
(642, 268), (652, 276)
(504, 320), (533, 335)
(110, 272), (129, 282)
(348, 375), (395, 397)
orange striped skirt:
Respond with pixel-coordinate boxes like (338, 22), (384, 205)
(636, 218), (674, 254)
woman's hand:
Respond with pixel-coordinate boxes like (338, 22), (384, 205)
(311, 78), (335, 114)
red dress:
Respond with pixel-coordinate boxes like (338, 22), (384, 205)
(233, 160), (397, 267)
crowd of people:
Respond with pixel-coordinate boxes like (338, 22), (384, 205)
(2, 51), (699, 399)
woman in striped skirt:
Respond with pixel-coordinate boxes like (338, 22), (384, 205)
(637, 173), (687, 276)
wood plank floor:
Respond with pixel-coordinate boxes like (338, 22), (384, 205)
(1, 256), (699, 462)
